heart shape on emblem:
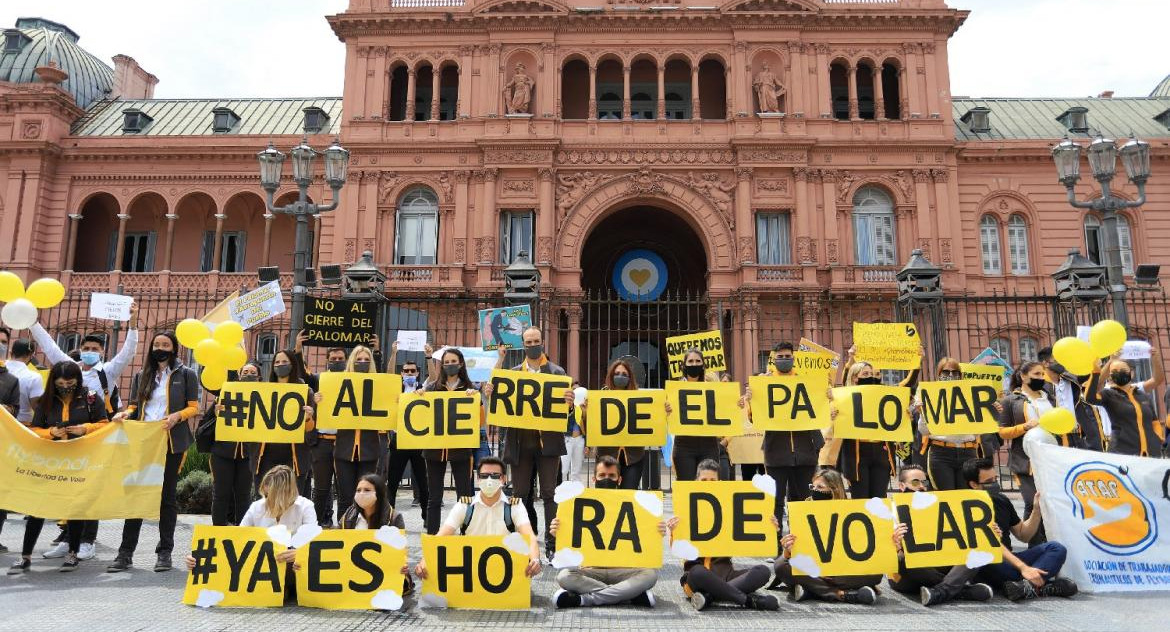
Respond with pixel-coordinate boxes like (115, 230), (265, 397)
(629, 268), (652, 287)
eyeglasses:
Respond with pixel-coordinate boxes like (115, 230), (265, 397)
(939, 370), (961, 378)
(904, 479), (929, 488)
(477, 473), (503, 480)
(401, 369), (418, 374)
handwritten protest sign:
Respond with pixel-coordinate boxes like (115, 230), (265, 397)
(303, 297), (377, 348)
(295, 527), (409, 611)
(726, 421), (765, 465)
(486, 369), (572, 432)
(228, 281), (285, 330)
(748, 375), (830, 432)
(664, 330), (726, 379)
(584, 389), (667, 448)
(316, 372), (401, 431)
(397, 391), (482, 450)
(787, 498), (899, 577)
(182, 525), (286, 608)
(893, 490), (1002, 570)
(670, 478), (778, 559)
(88, 292), (133, 321)
(552, 485), (664, 569)
(396, 330), (427, 353)
(830, 385), (913, 442)
(917, 380), (1000, 436)
(420, 534), (532, 610)
(959, 363), (1005, 390)
(853, 322), (921, 370)
(479, 305), (532, 350)
(665, 381), (744, 437)
(216, 382), (310, 443)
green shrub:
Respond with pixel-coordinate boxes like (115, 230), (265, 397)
(180, 445), (210, 478)
(177, 470), (213, 514)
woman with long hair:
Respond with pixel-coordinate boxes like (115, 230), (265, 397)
(580, 359), (648, 489)
(251, 349), (316, 498)
(419, 347), (479, 533)
(1086, 350), (1165, 456)
(203, 361), (260, 526)
(670, 348), (721, 481)
(918, 357), (986, 491)
(328, 345), (387, 522)
(338, 473), (413, 595)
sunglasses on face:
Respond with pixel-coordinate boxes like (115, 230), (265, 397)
(939, 370), (961, 377)
(478, 472), (503, 480)
(905, 479), (929, 489)
(401, 369), (418, 374)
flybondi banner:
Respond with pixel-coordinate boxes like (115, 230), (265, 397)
(0, 409), (168, 519)
(1032, 442), (1170, 593)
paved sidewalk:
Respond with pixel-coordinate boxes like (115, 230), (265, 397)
(0, 493), (1162, 632)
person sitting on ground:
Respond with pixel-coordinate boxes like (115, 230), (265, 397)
(337, 473), (413, 595)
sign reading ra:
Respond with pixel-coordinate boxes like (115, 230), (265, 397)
(396, 391), (483, 450)
(486, 369), (572, 432)
(302, 297), (377, 348)
(295, 527), (409, 611)
(670, 478), (778, 559)
(917, 379), (1001, 436)
(664, 330), (726, 379)
(583, 389), (667, 448)
(182, 525), (286, 608)
(853, 322), (921, 370)
(893, 490), (1002, 570)
(787, 498), (899, 577)
(552, 484), (664, 569)
(420, 533), (533, 610)
(830, 385), (912, 442)
(216, 382), (310, 443)
(666, 381), (744, 437)
(747, 375), (830, 432)
(317, 372), (401, 431)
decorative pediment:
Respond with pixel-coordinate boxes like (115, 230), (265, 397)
(476, 0), (568, 14)
(723, 0), (818, 12)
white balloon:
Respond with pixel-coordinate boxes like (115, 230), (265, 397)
(1022, 426), (1057, 461)
(1, 298), (38, 330)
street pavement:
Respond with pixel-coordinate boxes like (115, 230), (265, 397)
(0, 492), (1162, 632)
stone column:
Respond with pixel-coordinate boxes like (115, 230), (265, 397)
(453, 170), (470, 264)
(872, 65), (885, 120)
(622, 64), (631, 119)
(405, 68), (417, 120)
(898, 68), (909, 120)
(162, 213), (178, 270)
(537, 168), (555, 265)
(479, 168), (498, 264)
(566, 305), (582, 379)
(657, 63), (666, 120)
(541, 42), (555, 118)
(913, 169), (932, 256)
(788, 43), (804, 116)
(430, 67), (441, 120)
(733, 42), (749, 117)
(588, 63), (598, 120)
(458, 46), (473, 118)
(922, 42), (940, 117)
(211, 213), (227, 272)
(816, 45), (831, 118)
(735, 167), (753, 265)
(690, 63), (700, 120)
(63, 213), (82, 271)
(793, 168), (811, 264)
(112, 213), (129, 272)
(847, 64), (859, 120)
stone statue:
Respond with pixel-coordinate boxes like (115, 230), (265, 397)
(753, 61), (786, 114)
(502, 63), (534, 115)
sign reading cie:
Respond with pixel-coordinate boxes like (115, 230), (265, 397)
(396, 391), (483, 450)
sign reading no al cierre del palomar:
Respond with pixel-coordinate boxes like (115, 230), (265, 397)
(302, 296), (377, 348)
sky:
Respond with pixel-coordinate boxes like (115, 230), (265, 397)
(3, 0), (1167, 99)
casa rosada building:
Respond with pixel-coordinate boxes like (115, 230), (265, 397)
(1, 0), (1169, 383)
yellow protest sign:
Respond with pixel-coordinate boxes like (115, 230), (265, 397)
(216, 382), (310, 443)
(420, 534), (532, 610)
(960, 363), (1005, 388)
(583, 389), (667, 448)
(553, 487), (664, 568)
(917, 380), (1001, 436)
(799, 337), (841, 362)
(792, 351), (838, 380)
(787, 498), (899, 577)
(182, 525), (286, 608)
(295, 527), (409, 611)
(830, 385), (912, 442)
(853, 322), (921, 370)
(316, 372), (401, 431)
(35, 368), (49, 388)
(0, 411), (167, 519)
(748, 375), (830, 432)
(727, 421), (765, 465)
(666, 381), (744, 437)
(670, 479), (777, 558)
(397, 391), (482, 450)
(664, 330), (726, 379)
(893, 490), (1003, 570)
(486, 369), (572, 432)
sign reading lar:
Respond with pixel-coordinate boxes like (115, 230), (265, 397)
(317, 372), (402, 431)
(396, 391), (482, 450)
(747, 375), (830, 432)
(787, 498), (899, 577)
(182, 525), (286, 608)
(486, 369), (572, 432)
(553, 486), (664, 569)
(670, 479), (777, 559)
(917, 380), (1001, 436)
(302, 297), (377, 348)
(664, 330), (727, 379)
(893, 490), (1002, 570)
(583, 389), (667, 448)
(665, 381), (744, 437)
(830, 385), (912, 443)
(295, 528), (409, 611)
(216, 382), (310, 443)
(420, 534), (532, 610)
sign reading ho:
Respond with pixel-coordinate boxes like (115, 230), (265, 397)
(302, 297), (377, 348)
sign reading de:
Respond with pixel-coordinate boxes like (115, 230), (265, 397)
(302, 297), (377, 348)
(670, 478), (777, 559)
(216, 382), (310, 443)
(584, 389), (667, 448)
(228, 280), (286, 330)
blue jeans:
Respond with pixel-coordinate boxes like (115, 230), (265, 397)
(978, 541), (1067, 588)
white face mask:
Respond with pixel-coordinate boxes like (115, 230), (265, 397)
(354, 490), (376, 509)
(478, 477), (503, 497)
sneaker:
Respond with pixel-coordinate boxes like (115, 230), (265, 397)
(106, 556), (132, 573)
(792, 584), (810, 602)
(154, 554), (173, 572)
(689, 590), (709, 611)
(920, 586), (946, 607)
(553, 589), (582, 608)
(77, 543), (96, 561)
(629, 590), (656, 608)
(7, 558), (30, 575)
(42, 541), (69, 559)
(0, 543), (8, 554)
(958, 583), (994, 602)
(746, 593), (780, 611)
(842, 586), (876, 605)
(1002, 579), (1037, 602)
(60, 556), (80, 572)
(1037, 577), (1078, 598)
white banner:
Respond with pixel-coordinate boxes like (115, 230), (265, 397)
(1032, 442), (1170, 592)
(228, 281), (286, 330)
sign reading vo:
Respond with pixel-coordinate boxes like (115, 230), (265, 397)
(787, 498), (898, 577)
(670, 478), (778, 559)
(830, 385), (912, 442)
(420, 534), (533, 610)
(316, 372), (402, 431)
(216, 383), (310, 443)
(584, 389), (667, 448)
(396, 391), (483, 450)
(664, 330), (726, 379)
(486, 369), (572, 432)
(553, 485), (665, 569)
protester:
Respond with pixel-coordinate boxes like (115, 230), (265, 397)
(578, 359), (651, 490)
(310, 346), (348, 527)
(29, 303), (138, 415)
(1038, 346), (1105, 452)
(418, 347), (480, 534)
(550, 455), (661, 608)
(326, 345), (387, 522)
(202, 362), (260, 526)
(562, 380), (587, 485)
(962, 458), (1078, 601)
(250, 349), (316, 500)
(671, 348), (721, 482)
(917, 357), (994, 491)
(338, 474), (413, 595)
(384, 353), (430, 519)
(678, 459), (779, 611)
(0, 327), (21, 553)
(772, 468), (882, 604)
(1086, 350), (1165, 457)
(108, 331), (199, 573)
(414, 456), (542, 580)
(7, 361), (108, 574)
(5, 338), (44, 424)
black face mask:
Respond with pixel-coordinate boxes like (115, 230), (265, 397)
(809, 489), (834, 501)
(612, 374), (630, 389)
(55, 384), (76, 398)
(238, 375), (259, 382)
(773, 357), (795, 373)
(443, 364), (461, 377)
(327, 361), (346, 373)
(524, 345), (544, 360)
(594, 478), (620, 490)
(981, 482), (1002, 496)
(354, 361), (371, 373)
(857, 376), (881, 386)
(1111, 371), (1132, 387)
(150, 349), (173, 364)
(683, 364), (705, 379)
(273, 365), (292, 378)
(1027, 377), (1048, 392)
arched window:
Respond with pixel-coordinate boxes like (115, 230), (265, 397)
(979, 215), (1002, 275)
(1084, 215), (1134, 275)
(1019, 336), (1038, 363)
(852, 186), (896, 266)
(1007, 214), (1030, 275)
(990, 337), (1012, 366)
(395, 187), (439, 265)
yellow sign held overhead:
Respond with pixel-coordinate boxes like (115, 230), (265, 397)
(853, 322), (921, 370)
(420, 534), (533, 610)
(664, 330), (726, 379)
(665, 381), (744, 437)
(584, 389), (667, 448)
(317, 372), (401, 431)
(554, 488), (664, 568)
(397, 391), (482, 450)
(830, 385), (913, 442)
(787, 498), (899, 577)
(748, 375), (830, 432)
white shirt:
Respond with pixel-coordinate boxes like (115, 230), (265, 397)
(240, 496), (318, 532)
(442, 492), (530, 536)
(142, 366), (173, 421)
(354, 514), (369, 530)
(1054, 379), (1077, 413)
(5, 360), (45, 423)
(1022, 392), (1053, 423)
(30, 324), (138, 402)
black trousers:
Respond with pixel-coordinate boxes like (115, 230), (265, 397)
(889, 563), (978, 600)
(119, 450), (183, 558)
(510, 451), (559, 550)
(310, 439), (336, 527)
(740, 464), (765, 481)
(210, 454), (253, 526)
(851, 459), (891, 499)
(772, 559), (882, 599)
(673, 445), (719, 482)
(617, 454), (645, 490)
(926, 444), (977, 491)
(426, 455), (474, 534)
(765, 465), (816, 527)
(334, 458), (378, 523)
(385, 447), (429, 519)
(22, 517), (89, 557)
(686, 564), (771, 606)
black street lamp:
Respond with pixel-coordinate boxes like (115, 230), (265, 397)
(896, 248), (946, 362)
(258, 137), (350, 342)
(343, 250), (386, 301)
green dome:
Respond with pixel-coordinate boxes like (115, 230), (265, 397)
(0, 17), (114, 109)
(1153, 74), (1170, 98)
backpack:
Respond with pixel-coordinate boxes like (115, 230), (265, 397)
(459, 496), (519, 535)
(96, 368), (121, 413)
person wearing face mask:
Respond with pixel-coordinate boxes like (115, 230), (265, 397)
(108, 332), (199, 573)
(580, 359), (649, 489)
(1087, 351), (1165, 456)
(415, 347), (480, 534)
(961, 458), (1078, 601)
(916, 358), (998, 491)
(562, 381), (588, 485)
(7, 362), (108, 575)
(338, 474), (414, 597)
(671, 348), (722, 482)
(250, 349), (317, 502)
(200, 362), (260, 526)
(0, 335), (40, 555)
(884, 465), (994, 606)
(1038, 346), (1104, 452)
(308, 347), (348, 527)
(771, 469), (882, 604)
(320, 346), (388, 523)
(383, 356), (430, 520)
(550, 456), (663, 609)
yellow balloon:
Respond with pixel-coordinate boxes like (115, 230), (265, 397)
(1052, 336), (1094, 375)
(176, 319), (211, 349)
(223, 345), (248, 371)
(213, 321), (244, 346)
(0, 271), (24, 302)
(24, 278), (65, 309)
(1039, 407), (1076, 435)
(1089, 319), (1127, 358)
(201, 366), (227, 392)
(193, 338), (220, 366)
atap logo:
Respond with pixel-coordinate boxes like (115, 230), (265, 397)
(1064, 462), (1157, 556)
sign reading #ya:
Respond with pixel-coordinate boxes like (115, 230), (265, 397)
(552, 483), (664, 569)
(671, 477), (777, 559)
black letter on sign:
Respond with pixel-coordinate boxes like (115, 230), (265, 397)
(349, 541), (385, 592)
(705, 390), (732, 426)
(490, 377), (515, 416)
(970, 385), (998, 425)
(248, 540), (283, 593)
(436, 545), (474, 593)
(731, 492), (766, 541)
(478, 546), (514, 594)
(333, 379), (360, 418)
(447, 397), (475, 436)
(599, 398), (626, 435)
(571, 498), (606, 549)
(877, 395), (902, 432)
(851, 392), (877, 430)
(895, 504), (934, 553)
(961, 499), (999, 550)
(841, 513), (877, 562)
(307, 540), (345, 593)
(223, 539), (256, 592)
(679, 390), (703, 426)
(403, 398), (430, 436)
(361, 378), (389, 418)
(516, 378), (541, 418)
(609, 502), (641, 553)
(689, 492), (722, 542)
(627, 397), (653, 435)
(277, 392), (306, 431)
(807, 514), (838, 564)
